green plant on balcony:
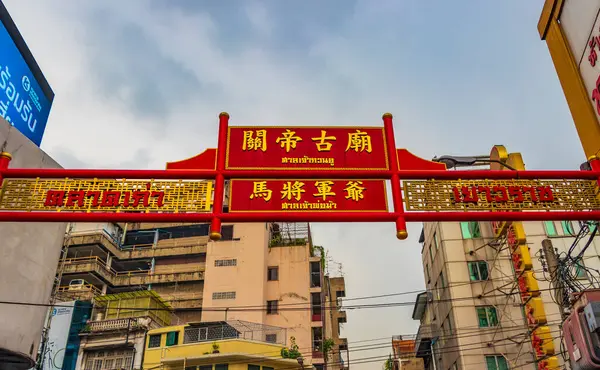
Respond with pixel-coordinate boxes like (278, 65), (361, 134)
(321, 338), (335, 360)
(212, 342), (220, 354)
(281, 336), (301, 359)
(383, 354), (394, 370)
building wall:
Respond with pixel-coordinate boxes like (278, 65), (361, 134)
(420, 219), (596, 369)
(421, 221), (534, 370)
(142, 327), (295, 370)
(201, 223), (269, 324)
(75, 330), (146, 370)
(265, 244), (314, 358)
(0, 119), (67, 364)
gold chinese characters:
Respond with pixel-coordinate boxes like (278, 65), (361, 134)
(241, 129), (373, 153)
(249, 180), (367, 202)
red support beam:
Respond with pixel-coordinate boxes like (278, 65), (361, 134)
(383, 113), (408, 239)
(0, 210), (599, 223)
(2, 168), (598, 180)
(209, 112), (230, 240)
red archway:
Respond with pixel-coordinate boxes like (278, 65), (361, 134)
(0, 112), (599, 240)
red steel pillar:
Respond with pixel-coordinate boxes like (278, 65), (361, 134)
(210, 112), (230, 240)
(0, 151), (12, 185)
(382, 113), (408, 239)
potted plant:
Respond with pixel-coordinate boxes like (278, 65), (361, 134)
(212, 342), (220, 354)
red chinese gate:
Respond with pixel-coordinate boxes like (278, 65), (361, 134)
(1, 112), (600, 241)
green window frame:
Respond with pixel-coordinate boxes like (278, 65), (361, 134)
(485, 355), (509, 370)
(561, 221), (576, 236)
(460, 221), (481, 239)
(544, 221), (557, 237)
(468, 261), (489, 281)
(476, 306), (498, 327)
(166, 331), (179, 346)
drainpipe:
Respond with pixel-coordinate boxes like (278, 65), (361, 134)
(430, 337), (438, 370)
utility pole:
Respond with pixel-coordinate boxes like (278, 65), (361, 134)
(542, 239), (568, 319)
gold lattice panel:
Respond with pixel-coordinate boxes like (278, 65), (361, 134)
(0, 178), (213, 213)
(403, 179), (600, 212)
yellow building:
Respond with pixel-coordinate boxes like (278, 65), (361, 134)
(142, 321), (307, 370)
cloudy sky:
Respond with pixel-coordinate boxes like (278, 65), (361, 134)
(3, 0), (586, 367)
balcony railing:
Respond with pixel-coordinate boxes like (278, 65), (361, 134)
(86, 317), (152, 332)
(62, 256), (205, 286)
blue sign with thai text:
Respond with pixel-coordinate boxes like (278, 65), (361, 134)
(0, 20), (51, 146)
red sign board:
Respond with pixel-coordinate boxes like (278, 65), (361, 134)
(228, 179), (388, 212)
(225, 126), (389, 170)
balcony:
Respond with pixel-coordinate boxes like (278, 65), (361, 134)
(415, 324), (437, 358)
(68, 231), (207, 260)
(163, 293), (203, 309)
(84, 317), (160, 333)
(62, 257), (205, 286)
(337, 311), (347, 324)
(56, 284), (101, 301)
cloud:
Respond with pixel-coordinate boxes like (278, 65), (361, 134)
(2, 0), (580, 367)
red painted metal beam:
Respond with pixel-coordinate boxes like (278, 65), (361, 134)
(2, 168), (598, 180)
(1, 211), (599, 223)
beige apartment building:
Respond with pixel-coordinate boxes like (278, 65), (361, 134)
(412, 217), (600, 370)
(55, 221), (347, 369)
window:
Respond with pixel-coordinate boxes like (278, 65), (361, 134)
(544, 221), (558, 237)
(574, 258), (587, 279)
(221, 225), (234, 240)
(461, 221), (481, 239)
(215, 365), (228, 370)
(434, 232), (440, 250)
(166, 331), (179, 346)
(439, 271), (445, 288)
(266, 334), (277, 343)
(268, 266), (279, 281)
(248, 366), (261, 370)
(215, 259), (237, 267)
(468, 261), (489, 281)
(425, 264), (431, 283)
(429, 243), (434, 264)
(562, 221), (576, 236)
(263, 367), (274, 370)
(148, 334), (161, 348)
(476, 306), (498, 327)
(267, 300), (278, 314)
(199, 366), (212, 370)
(213, 291), (236, 300)
(485, 355), (509, 370)
(451, 362), (459, 370)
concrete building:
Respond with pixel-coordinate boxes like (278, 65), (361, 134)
(142, 321), (303, 370)
(75, 290), (172, 370)
(411, 150), (599, 369)
(57, 221), (346, 369)
(0, 121), (66, 369)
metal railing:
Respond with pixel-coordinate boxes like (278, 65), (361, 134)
(62, 256), (205, 285)
(182, 320), (286, 346)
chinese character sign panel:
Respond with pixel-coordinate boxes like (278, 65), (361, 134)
(0, 20), (52, 146)
(226, 127), (389, 170)
(229, 179), (388, 212)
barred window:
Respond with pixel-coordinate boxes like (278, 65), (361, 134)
(215, 259), (237, 267)
(213, 291), (236, 300)
(265, 334), (277, 343)
(148, 334), (161, 348)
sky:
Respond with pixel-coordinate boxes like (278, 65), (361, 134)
(2, 0), (587, 368)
